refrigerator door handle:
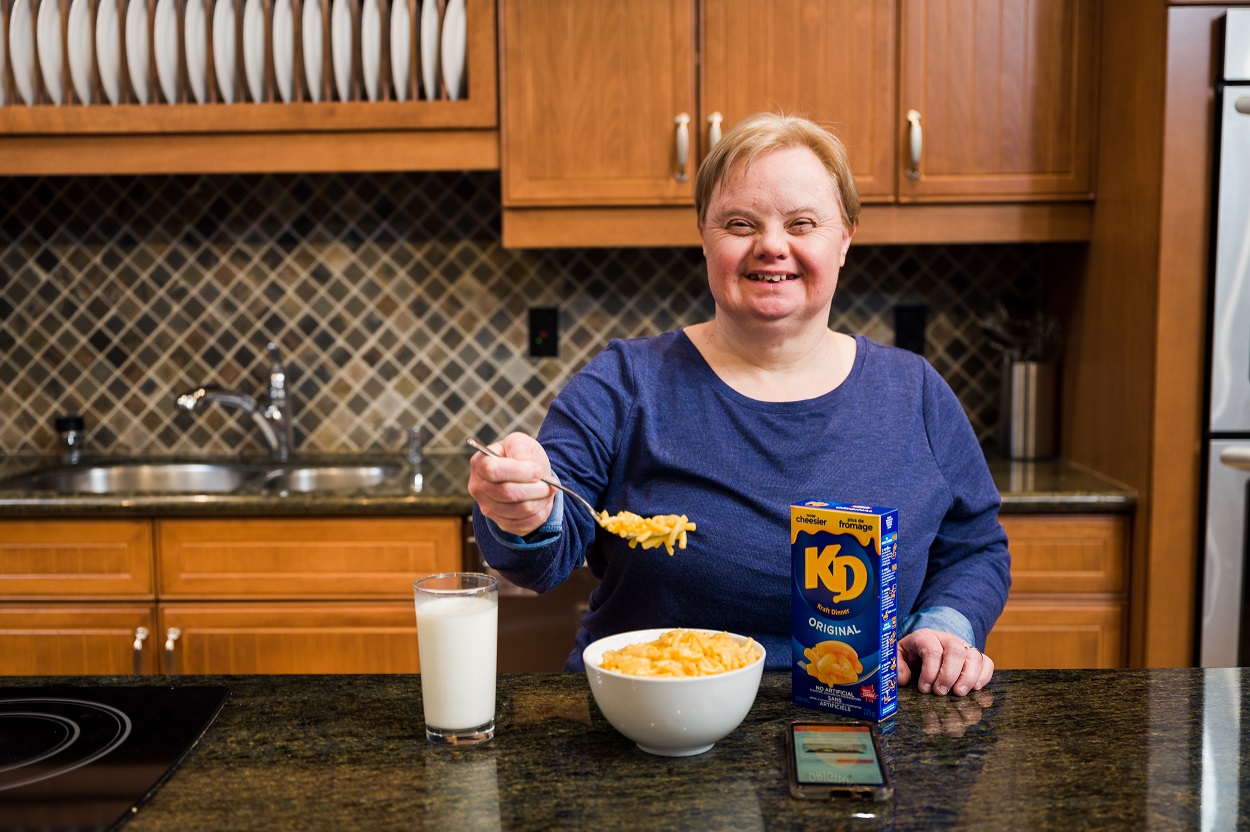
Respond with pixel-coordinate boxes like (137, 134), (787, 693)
(1220, 446), (1250, 470)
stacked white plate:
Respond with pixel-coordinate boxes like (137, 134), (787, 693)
(67, 0), (94, 103)
(389, 0), (411, 101)
(97, 0), (124, 104)
(302, 0), (323, 101)
(330, 0), (352, 101)
(418, 0), (438, 100)
(37, 0), (67, 104)
(441, 0), (465, 101)
(361, 0), (383, 102)
(213, 0), (236, 103)
(273, 0), (295, 102)
(154, 0), (180, 103)
(125, 0), (151, 103)
(185, 0), (209, 103)
(10, 0), (38, 105)
(242, 0), (265, 102)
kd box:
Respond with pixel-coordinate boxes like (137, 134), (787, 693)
(791, 501), (899, 722)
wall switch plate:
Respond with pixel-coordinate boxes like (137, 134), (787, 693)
(529, 307), (559, 357)
(894, 303), (927, 355)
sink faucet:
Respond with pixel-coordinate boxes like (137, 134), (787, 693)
(175, 342), (292, 460)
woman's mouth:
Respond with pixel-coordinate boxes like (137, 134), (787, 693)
(745, 273), (798, 283)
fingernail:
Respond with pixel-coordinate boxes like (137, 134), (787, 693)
(919, 683), (931, 693)
(954, 685), (969, 696)
(934, 685), (948, 695)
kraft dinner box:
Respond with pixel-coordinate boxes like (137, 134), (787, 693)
(791, 500), (899, 722)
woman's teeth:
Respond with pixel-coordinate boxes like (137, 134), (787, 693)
(746, 273), (797, 283)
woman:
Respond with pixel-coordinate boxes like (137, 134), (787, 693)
(469, 113), (1010, 698)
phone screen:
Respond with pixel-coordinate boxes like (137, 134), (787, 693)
(786, 722), (892, 800)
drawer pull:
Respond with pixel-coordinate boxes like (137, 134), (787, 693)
(132, 627), (149, 674)
(165, 627), (182, 674)
(905, 109), (923, 180)
(707, 111), (723, 150)
(674, 112), (691, 182)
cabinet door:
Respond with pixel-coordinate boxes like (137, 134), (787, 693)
(0, 606), (158, 674)
(157, 517), (462, 598)
(501, 0), (697, 205)
(160, 603), (420, 674)
(898, 0), (1098, 200)
(0, 519), (154, 599)
(1000, 514), (1127, 594)
(701, 0), (896, 201)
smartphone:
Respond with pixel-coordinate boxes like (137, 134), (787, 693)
(786, 721), (893, 801)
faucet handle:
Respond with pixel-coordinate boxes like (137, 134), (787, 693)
(407, 426), (423, 467)
(266, 342), (286, 401)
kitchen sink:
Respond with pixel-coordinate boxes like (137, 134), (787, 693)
(6, 462), (257, 494)
(257, 465), (399, 493)
(0, 460), (402, 495)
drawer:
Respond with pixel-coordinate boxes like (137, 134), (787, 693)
(1000, 514), (1128, 593)
(156, 517), (462, 598)
(0, 519), (154, 599)
(986, 598), (1126, 669)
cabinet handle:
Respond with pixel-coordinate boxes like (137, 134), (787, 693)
(1220, 446), (1250, 471)
(905, 109), (923, 180)
(165, 627), (182, 674)
(132, 627), (149, 674)
(674, 113), (691, 182)
(707, 111), (723, 150)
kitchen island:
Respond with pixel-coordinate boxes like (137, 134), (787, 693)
(2, 668), (1241, 831)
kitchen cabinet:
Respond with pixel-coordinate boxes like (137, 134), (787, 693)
(0, 519), (157, 674)
(898, 0), (1098, 201)
(987, 514), (1128, 669)
(499, 0), (1097, 248)
(0, 0), (498, 175)
(0, 516), (460, 674)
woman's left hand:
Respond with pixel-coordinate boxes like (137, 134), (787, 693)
(896, 628), (994, 696)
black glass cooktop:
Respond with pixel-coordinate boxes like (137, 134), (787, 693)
(0, 685), (229, 832)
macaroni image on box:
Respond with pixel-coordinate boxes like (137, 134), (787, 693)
(791, 501), (899, 722)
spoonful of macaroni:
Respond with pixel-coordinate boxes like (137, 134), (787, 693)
(466, 437), (696, 555)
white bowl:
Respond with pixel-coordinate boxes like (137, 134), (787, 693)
(583, 628), (765, 757)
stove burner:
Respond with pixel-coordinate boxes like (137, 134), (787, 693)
(0, 699), (132, 791)
(0, 685), (228, 832)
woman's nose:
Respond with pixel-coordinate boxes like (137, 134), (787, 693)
(753, 223), (789, 259)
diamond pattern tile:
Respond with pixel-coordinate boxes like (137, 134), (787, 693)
(0, 172), (1043, 457)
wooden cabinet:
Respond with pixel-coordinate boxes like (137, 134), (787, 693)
(986, 514), (1129, 669)
(0, 0), (498, 175)
(0, 516), (461, 674)
(898, 0), (1098, 201)
(0, 519), (157, 674)
(500, 0), (1096, 247)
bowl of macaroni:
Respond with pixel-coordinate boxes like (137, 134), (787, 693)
(582, 627), (766, 757)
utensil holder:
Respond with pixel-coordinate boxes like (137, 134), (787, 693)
(999, 359), (1057, 460)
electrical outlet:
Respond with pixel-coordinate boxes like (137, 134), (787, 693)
(894, 304), (927, 355)
(528, 307), (559, 357)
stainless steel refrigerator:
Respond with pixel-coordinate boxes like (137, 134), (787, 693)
(1201, 10), (1250, 667)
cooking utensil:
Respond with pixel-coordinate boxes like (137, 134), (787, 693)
(465, 437), (696, 552)
(465, 436), (608, 527)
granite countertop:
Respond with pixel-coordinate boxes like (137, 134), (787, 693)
(2, 669), (1241, 831)
(0, 452), (1134, 518)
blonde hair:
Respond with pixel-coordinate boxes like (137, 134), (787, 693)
(694, 112), (860, 230)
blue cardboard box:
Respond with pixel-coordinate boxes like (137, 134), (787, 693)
(791, 500), (899, 722)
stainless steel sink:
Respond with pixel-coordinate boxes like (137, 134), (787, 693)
(259, 465), (399, 493)
(8, 462), (256, 494)
(0, 460), (402, 495)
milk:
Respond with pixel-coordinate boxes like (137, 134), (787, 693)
(416, 594), (498, 731)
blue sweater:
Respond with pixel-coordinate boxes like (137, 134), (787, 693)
(473, 332), (1011, 671)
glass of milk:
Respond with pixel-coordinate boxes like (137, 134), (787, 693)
(414, 572), (499, 745)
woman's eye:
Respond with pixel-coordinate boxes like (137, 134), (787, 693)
(727, 220), (753, 233)
(790, 219), (814, 232)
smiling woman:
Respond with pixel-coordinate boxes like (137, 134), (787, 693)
(468, 113), (1011, 700)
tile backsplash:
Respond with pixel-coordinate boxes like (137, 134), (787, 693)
(0, 172), (1041, 457)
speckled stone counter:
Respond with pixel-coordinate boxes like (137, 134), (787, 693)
(2, 669), (1239, 831)
(0, 453), (1132, 518)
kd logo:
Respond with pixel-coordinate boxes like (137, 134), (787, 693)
(804, 544), (868, 602)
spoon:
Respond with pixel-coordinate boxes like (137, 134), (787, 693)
(465, 436), (604, 524)
(465, 437), (696, 554)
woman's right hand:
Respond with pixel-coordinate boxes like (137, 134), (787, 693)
(467, 432), (558, 537)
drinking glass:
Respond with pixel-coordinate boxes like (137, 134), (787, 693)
(414, 572), (499, 745)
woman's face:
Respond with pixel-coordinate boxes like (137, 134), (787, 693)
(700, 146), (854, 334)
